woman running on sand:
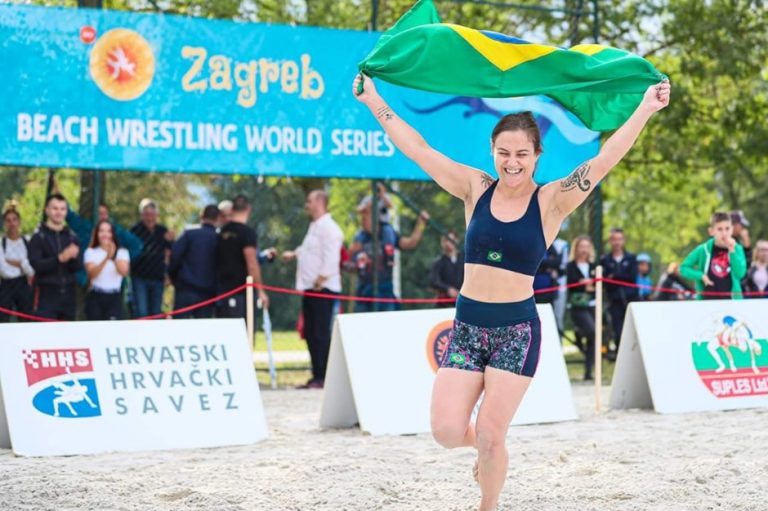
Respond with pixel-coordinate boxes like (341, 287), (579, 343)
(354, 74), (670, 510)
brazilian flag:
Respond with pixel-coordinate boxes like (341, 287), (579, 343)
(359, 0), (666, 131)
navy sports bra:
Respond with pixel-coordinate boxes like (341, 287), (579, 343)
(464, 180), (547, 276)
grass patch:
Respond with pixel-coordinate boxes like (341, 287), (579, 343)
(255, 362), (312, 388)
(564, 351), (616, 384)
(254, 329), (306, 352)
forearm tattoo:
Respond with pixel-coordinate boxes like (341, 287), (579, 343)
(376, 106), (394, 121)
(481, 173), (494, 189)
(560, 162), (592, 192)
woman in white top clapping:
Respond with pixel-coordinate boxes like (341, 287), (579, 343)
(84, 221), (129, 320)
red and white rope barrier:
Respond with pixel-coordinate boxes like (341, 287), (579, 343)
(1, 276), (766, 323)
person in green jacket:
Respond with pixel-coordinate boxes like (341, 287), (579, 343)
(680, 212), (747, 300)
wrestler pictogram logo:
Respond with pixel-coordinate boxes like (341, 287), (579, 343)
(691, 315), (768, 399)
(22, 348), (102, 418)
(89, 28), (155, 101)
(426, 320), (454, 372)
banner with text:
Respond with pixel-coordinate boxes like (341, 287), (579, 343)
(0, 319), (267, 456)
(0, 5), (598, 181)
(611, 301), (768, 414)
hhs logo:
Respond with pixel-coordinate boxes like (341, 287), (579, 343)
(22, 349), (102, 418)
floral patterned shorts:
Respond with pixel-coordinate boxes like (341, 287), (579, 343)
(440, 316), (541, 377)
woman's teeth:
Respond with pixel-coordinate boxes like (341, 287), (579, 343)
(504, 167), (522, 175)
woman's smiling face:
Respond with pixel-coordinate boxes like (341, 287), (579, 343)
(492, 129), (540, 188)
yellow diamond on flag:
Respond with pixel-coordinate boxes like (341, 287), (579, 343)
(447, 24), (557, 71)
(569, 44), (607, 56)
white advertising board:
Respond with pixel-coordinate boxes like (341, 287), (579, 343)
(321, 306), (576, 435)
(0, 380), (9, 449)
(0, 319), (267, 456)
(611, 301), (768, 414)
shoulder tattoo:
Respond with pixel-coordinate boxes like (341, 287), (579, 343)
(560, 162), (592, 192)
(480, 174), (494, 189)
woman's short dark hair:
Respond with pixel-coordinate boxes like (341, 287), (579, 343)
(710, 212), (731, 226)
(491, 112), (542, 154)
(45, 193), (67, 207)
(202, 205), (220, 222)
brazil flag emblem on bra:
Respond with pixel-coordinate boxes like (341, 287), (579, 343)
(487, 250), (502, 263)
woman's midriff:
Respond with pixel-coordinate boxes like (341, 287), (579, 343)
(460, 263), (536, 303)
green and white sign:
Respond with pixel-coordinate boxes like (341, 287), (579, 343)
(611, 301), (768, 414)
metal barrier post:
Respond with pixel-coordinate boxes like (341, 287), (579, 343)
(246, 276), (255, 350)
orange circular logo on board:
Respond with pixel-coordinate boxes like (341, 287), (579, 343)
(426, 320), (454, 373)
(89, 29), (155, 101)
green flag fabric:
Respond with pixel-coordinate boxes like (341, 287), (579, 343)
(359, 0), (666, 131)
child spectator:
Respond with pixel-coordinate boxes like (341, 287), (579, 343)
(680, 212), (747, 300)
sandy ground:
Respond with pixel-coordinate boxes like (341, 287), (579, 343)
(1, 383), (767, 511)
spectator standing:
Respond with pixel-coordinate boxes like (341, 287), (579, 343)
(652, 262), (694, 301)
(219, 199), (276, 265)
(84, 221), (129, 320)
(216, 195), (269, 320)
(28, 194), (81, 320)
(533, 244), (563, 305)
(680, 212), (747, 300)
(168, 205), (220, 318)
(428, 231), (464, 307)
(566, 235), (597, 380)
(130, 199), (172, 318)
(550, 237), (570, 335)
(282, 190), (344, 389)
(51, 178), (143, 286)
(67, 202), (144, 262)
(357, 183), (395, 224)
(354, 186), (401, 269)
(636, 252), (653, 300)
(599, 228), (638, 351)
(743, 239), (768, 298)
(0, 206), (34, 321)
(350, 199), (429, 312)
(65, 202), (143, 293)
(217, 200), (233, 228)
(730, 210), (752, 262)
